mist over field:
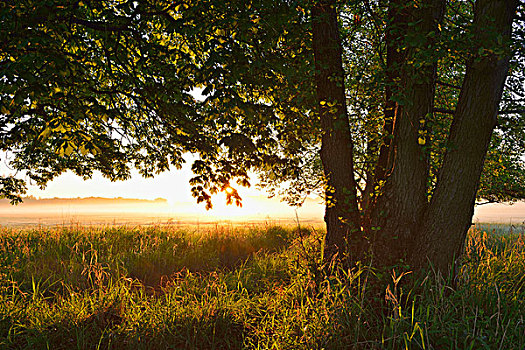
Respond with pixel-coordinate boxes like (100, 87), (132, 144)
(473, 201), (525, 224)
(0, 196), (325, 227)
(1, 196), (523, 227)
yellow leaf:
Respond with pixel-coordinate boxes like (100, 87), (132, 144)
(418, 137), (426, 145)
(64, 144), (74, 156)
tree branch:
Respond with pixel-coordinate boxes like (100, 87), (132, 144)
(70, 17), (131, 32)
(499, 109), (525, 114)
(436, 80), (462, 89)
(434, 108), (525, 115)
(475, 200), (497, 206)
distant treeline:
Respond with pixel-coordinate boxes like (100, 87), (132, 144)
(0, 196), (168, 206)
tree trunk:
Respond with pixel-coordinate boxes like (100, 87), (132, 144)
(360, 3), (403, 215)
(311, 0), (363, 263)
(413, 0), (518, 274)
(368, 0), (446, 267)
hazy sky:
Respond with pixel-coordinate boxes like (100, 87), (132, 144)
(0, 153), (323, 220)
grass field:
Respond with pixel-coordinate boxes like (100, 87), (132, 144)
(0, 223), (523, 349)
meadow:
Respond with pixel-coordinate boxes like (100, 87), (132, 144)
(0, 223), (523, 349)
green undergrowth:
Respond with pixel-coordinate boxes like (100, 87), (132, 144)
(0, 224), (523, 349)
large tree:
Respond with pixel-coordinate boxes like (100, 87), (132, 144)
(1, 0), (524, 275)
(311, 0), (522, 273)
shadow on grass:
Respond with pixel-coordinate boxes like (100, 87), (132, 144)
(126, 226), (303, 290)
(4, 305), (248, 350)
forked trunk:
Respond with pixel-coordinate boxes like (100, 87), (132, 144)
(311, 0), (517, 277)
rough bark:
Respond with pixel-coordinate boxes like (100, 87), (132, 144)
(369, 0), (446, 267)
(311, 0), (363, 263)
(414, 0), (518, 273)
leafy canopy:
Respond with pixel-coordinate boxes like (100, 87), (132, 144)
(1, 0), (523, 206)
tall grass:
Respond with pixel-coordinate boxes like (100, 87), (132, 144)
(0, 224), (523, 349)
